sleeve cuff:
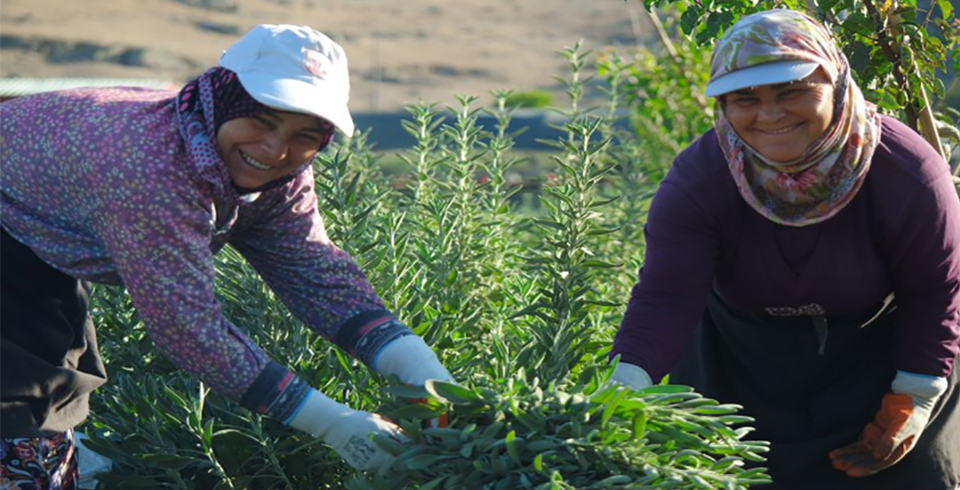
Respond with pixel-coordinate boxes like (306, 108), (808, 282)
(238, 361), (312, 422)
(335, 310), (413, 366)
(892, 370), (949, 400)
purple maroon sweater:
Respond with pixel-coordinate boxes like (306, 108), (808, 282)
(612, 115), (960, 382)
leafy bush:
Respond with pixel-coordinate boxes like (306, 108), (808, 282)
(351, 378), (769, 490)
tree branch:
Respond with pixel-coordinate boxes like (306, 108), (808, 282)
(862, 0), (920, 130)
(642, 7), (709, 109)
(863, 0), (945, 159)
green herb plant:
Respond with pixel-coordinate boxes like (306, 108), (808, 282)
(350, 375), (770, 490)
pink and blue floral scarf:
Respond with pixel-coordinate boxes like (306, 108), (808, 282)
(711, 9), (881, 226)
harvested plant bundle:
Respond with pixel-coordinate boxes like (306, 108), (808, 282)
(350, 373), (771, 490)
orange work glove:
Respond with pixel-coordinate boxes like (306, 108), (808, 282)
(829, 371), (947, 477)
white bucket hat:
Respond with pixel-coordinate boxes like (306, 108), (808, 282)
(219, 24), (355, 136)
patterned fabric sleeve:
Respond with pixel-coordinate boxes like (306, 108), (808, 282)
(0, 88), (333, 422)
(230, 166), (413, 367)
(89, 162), (323, 420)
(88, 144), (275, 404)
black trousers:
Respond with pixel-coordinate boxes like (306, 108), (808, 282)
(672, 291), (960, 490)
(1, 228), (107, 437)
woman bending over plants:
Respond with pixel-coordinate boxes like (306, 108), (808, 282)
(609, 9), (960, 490)
(0, 24), (453, 488)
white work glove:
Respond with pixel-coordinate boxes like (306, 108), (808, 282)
(830, 371), (948, 477)
(373, 335), (454, 385)
(75, 432), (113, 489)
(288, 389), (405, 472)
(373, 335), (454, 428)
(608, 361), (654, 390)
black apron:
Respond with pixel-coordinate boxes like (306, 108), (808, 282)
(1, 228), (108, 437)
(672, 291), (960, 490)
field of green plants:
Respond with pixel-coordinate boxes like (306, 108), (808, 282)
(80, 2), (959, 489)
(80, 42), (779, 489)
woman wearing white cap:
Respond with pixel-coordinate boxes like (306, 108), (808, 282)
(608, 9), (960, 489)
(0, 24), (451, 486)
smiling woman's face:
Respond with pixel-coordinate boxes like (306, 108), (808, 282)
(217, 110), (332, 190)
(723, 68), (835, 164)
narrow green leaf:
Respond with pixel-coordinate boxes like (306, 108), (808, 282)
(163, 386), (189, 409)
(639, 384), (695, 395)
(938, 0), (953, 18)
(597, 475), (631, 486)
(717, 415), (756, 425)
(525, 440), (558, 452)
(425, 380), (483, 405)
(203, 418), (214, 445)
(632, 411), (647, 439)
(419, 477), (447, 490)
(384, 384), (432, 400)
(405, 454), (442, 470)
(505, 430), (521, 462)
(601, 388), (627, 427)
(373, 434), (408, 456)
(693, 404), (743, 415)
(143, 454), (196, 470)
(389, 403), (442, 420)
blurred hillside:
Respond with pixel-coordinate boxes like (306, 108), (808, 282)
(0, 0), (658, 111)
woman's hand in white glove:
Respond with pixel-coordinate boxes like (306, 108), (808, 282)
(288, 389), (405, 472)
(373, 335), (454, 385)
(608, 361), (653, 390)
(374, 335), (455, 428)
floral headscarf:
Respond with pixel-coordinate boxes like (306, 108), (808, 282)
(711, 9), (881, 226)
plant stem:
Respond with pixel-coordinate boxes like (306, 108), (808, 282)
(643, 7), (708, 109)
(874, 0), (946, 159)
(862, 0), (920, 130)
(249, 416), (297, 490)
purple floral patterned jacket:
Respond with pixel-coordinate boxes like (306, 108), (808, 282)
(0, 87), (407, 421)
